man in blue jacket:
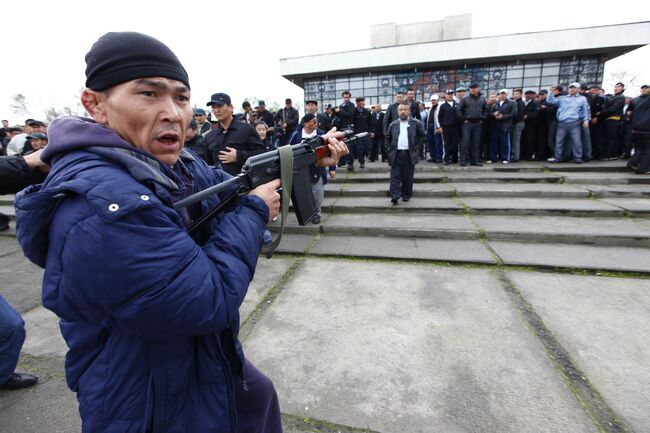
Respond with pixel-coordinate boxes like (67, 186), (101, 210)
(14, 32), (346, 433)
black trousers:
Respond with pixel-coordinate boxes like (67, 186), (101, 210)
(390, 151), (415, 200)
(604, 119), (621, 158)
(370, 135), (384, 161)
(590, 121), (605, 159)
(460, 122), (482, 164)
(442, 125), (459, 163)
(629, 132), (650, 174)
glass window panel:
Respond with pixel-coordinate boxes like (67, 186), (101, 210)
(490, 67), (506, 81)
(523, 77), (540, 88)
(364, 88), (378, 97)
(507, 61), (523, 70)
(507, 68), (523, 79)
(506, 78), (523, 89)
(543, 65), (560, 76)
(364, 77), (378, 90)
(524, 67), (541, 77)
(322, 91), (336, 101)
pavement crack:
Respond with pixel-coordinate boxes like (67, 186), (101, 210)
(239, 257), (306, 342)
(495, 270), (635, 433)
(281, 413), (381, 433)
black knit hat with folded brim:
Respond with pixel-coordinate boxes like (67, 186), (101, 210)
(85, 32), (190, 91)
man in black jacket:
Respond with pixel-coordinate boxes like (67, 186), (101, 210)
(383, 91), (405, 135)
(274, 98), (300, 146)
(521, 90), (540, 160)
(306, 100), (330, 133)
(587, 87), (606, 159)
(385, 103), (426, 204)
(406, 88), (421, 121)
(369, 104), (385, 162)
(438, 89), (460, 165)
(489, 89), (517, 163)
(539, 89), (559, 156)
(627, 84), (650, 174)
(335, 91), (355, 131)
(511, 89), (526, 162)
(351, 97), (372, 169)
(256, 100), (275, 131)
(601, 82), (626, 159)
(204, 92), (267, 174)
(457, 83), (487, 166)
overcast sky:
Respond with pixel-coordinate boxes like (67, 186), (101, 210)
(2, 0), (649, 124)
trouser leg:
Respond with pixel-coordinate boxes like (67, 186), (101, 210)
(547, 120), (557, 154)
(235, 360), (283, 433)
(512, 121), (524, 161)
(460, 123), (471, 164)
(554, 122), (569, 160)
(581, 122), (592, 161)
(569, 121), (583, 160)
(311, 180), (324, 218)
(0, 295), (26, 384)
(470, 123), (481, 164)
(401, 158), (415, 199)
(389, 154), (403, 199)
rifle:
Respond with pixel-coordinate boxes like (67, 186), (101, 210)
(174, 130), (368, 255)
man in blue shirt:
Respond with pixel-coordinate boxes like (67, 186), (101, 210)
(546, 82), (591, 163)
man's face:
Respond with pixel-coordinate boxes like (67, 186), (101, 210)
(406, 90), (415, 101)
(398, 104), (409, 121)
(396, 93), (404, 104)
(589, 87), (600, 95)
(306, 102), (317, 114)
(285, 101), (292, 109)
(194, 113), (206, 123)
(445, 93), (453, 102)
(356, 100), (365, 108)
(498, 92), (507, 101)
(88, 77), (192, 166)
(325, 107), (332, 114)
(568, 86), (578, 96)
(343, 94), (350, 103)
(614, 84), (624, 95)
(525, 93), (533, 101)
(31, 138), (47, 150)
(488, 94), (497, 103)
(456, 91), (465, 99)
(303, 118), (317, 133)
(513, 90), (522, 99)
(430, 99), (438, 107)
(641, 87), (650, 96)
(2, 120), (8, 128)
(211, 103), (233, 122)
(539, 93), (547, 101)
(470, 87), (479, 96)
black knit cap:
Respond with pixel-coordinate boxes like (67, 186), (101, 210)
(85, 32), (190, 91)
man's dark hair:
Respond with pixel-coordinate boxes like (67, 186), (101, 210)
(396, 91), (404, 95)
(407, 88), (414, 92)
(242, 101), (251, 109)
(341, 91), (351, 97)
(513, 88), (522, 93)
(616, 82), (625, 88)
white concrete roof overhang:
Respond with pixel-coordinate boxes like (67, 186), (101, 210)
(280, 21), (650, 88)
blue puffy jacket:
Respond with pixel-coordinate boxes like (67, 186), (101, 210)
(15, 117), (268, 433)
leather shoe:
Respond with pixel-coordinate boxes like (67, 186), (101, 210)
(402, 197), (410, 202)
(391, 198), (398, 205)
(311, 216), (321, 224)
(1, 372), (38, 389)
(470, 162), (483, 167)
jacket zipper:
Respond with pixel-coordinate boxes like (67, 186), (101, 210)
(212, 334), (237, 433)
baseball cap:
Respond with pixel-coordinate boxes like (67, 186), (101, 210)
(569, 82), (580, 89)
(207, 93), (231, 106)
(193, 108), (206, 116)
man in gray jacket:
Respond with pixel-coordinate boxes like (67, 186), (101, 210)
(457, 83), (488, 166)
(385, 103), (427, 204)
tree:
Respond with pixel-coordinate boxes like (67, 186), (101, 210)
(603, 71), (640, 93)
(10, 93), (29, 116)
(44, 107), (61, 122)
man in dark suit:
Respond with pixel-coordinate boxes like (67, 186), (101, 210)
(521, 90), (540, 160)
(438, 89), (460, 164)
(352, 97), (372, 169)
(369, 104), (385, 162)
(405, 88), (421, 121)
(383, 91), (405, 135)
(305, 100), (331, 132)
(385, 103), (427, 204)
(488, 89), (517, 163)
(274, 98), (300, 146)
(601, 82), (626, 159)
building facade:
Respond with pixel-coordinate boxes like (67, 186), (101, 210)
(303, 54), (605, 107)
(281, 18), (649, 108)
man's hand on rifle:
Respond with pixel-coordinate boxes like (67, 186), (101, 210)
(316, 128), (350, 167)
(248, 179), (281, 224)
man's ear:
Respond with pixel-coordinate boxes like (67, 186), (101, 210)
(81, 88), (108, 125)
